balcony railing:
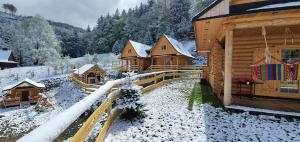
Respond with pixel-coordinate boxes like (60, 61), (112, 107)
(147, 65), (203, 71)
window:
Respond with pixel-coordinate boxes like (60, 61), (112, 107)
(161, 45), (167, 50)
(280, 49), (300, 93)
(128, 49), (132, 54)
(282, 49), (300, 64)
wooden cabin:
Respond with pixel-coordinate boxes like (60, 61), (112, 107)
(193, 0), (300, 106)
(72, 64), (106, 84)
(149, 34), (194, 70)
(1, 79), (45, 107)
(0, 48), (18, 70)
(120, 40), (152, 72)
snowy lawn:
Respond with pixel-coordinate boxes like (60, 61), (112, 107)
(0, 81), (86, 141)
(105, 81), (300, 142)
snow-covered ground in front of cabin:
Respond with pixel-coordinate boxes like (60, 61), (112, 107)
(105, 81), (300, 142)
(0, 81), (86, 138)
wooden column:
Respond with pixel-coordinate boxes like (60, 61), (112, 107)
(177, 56), (179, 70)
(224, 29), (233, 106)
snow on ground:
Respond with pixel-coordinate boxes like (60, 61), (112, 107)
(68, 53), (120, 69)
(105, 81), (300, 142)
(0, 81), (86, 138)
(0, 65), (70, 92)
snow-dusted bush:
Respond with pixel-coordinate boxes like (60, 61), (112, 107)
(116, 72), (144, 121)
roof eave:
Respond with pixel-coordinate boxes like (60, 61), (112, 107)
(193, 3), (300, 22)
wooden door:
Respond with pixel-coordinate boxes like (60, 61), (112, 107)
(21, 91), (30, 102)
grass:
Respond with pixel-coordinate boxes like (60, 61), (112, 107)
(188, 82), (222, 111)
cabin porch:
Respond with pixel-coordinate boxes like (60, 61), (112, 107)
(205, 16), (300, 108)
(120, 57), (150, 72)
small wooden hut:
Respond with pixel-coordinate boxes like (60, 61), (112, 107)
(72, 64), (106, 84)
(193, 0), (300, 106)
(120, 40), (152, 72)
(1, 79), (45, 107)
(0, 48), (18, 70)
(149, 34), (194, 70)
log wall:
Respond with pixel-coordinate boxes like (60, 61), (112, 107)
(232, 31), (300, 99)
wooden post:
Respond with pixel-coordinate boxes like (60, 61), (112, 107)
(177, 56), (179, 70)
(224, 28), (233, 106)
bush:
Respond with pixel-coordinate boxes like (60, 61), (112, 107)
(117, 88), (144, 121)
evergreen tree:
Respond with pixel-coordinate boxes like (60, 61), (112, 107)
(169, 0), (192, 39)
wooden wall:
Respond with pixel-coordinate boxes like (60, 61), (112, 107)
(199, 0), (229, 19)
(152, 56), (192, 66)
(205, 26), (300, 100)
(151, 35), (178, 56)
(232, 28), (300, 99)
(81, 65), (106, 84)
(121, 42), (139, 58)
(208, 43), (224, 95)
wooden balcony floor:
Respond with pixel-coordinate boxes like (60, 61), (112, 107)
(218, 94), (300, 113)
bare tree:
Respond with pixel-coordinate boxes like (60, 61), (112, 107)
(2, 3), (17, 15)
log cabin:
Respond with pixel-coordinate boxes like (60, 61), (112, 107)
(1, 79), (45, 107)
(72, 64), (106, 84)
(149, 34), (194, 71)
(0, 48), (18, 70)
(193, 0), (300, 106)
(120, 40), (152, 72)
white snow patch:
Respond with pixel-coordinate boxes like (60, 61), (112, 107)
(105, 81), (300, 142)
(248, 2), (300, 11)
(3, 78), (45, 91)
(73, 64), (95, 76)
(129, 40), (152, 58)
(164, 35), (194, 58)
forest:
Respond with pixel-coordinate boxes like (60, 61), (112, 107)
(0, 0), (213, 66)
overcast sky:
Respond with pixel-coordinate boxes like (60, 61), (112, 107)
(0, 0), (147, 29)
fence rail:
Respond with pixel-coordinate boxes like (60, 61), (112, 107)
(147, 65), (203, 71)
(18, 70), (203, 142)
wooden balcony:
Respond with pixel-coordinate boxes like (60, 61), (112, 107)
(119, 65), (140, 72)
(147, 65), (203, 71)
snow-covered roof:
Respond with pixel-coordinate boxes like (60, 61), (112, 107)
(164, 35), (194, 58)
(0, 50), (12, 60)
(129, 40), (152, 58)
(74, 64), (96, 75)
(248, 2), (300, 11)
(0, 50), (17, 63)
(3, 78), (45, 91)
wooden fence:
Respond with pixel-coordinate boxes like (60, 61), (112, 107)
(71, 76), (99, 93)
(18, 70), (203, 142)
(71, 70), (203, 142)
(147, 65), (203, 72)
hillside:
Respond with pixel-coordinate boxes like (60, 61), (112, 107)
(0, 11), (87, 58)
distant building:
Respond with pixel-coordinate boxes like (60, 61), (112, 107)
(120, 40), (152, 72)
(149, 34), (194, 70)
(72, 64), (106, 84)
(0, 48), (18, 70)
(1, 79), (45, 107)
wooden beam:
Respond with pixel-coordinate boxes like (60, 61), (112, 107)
(234, 18), (300, 29)
(224, 29), (233, 106)
(230, 0), (267, 6)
